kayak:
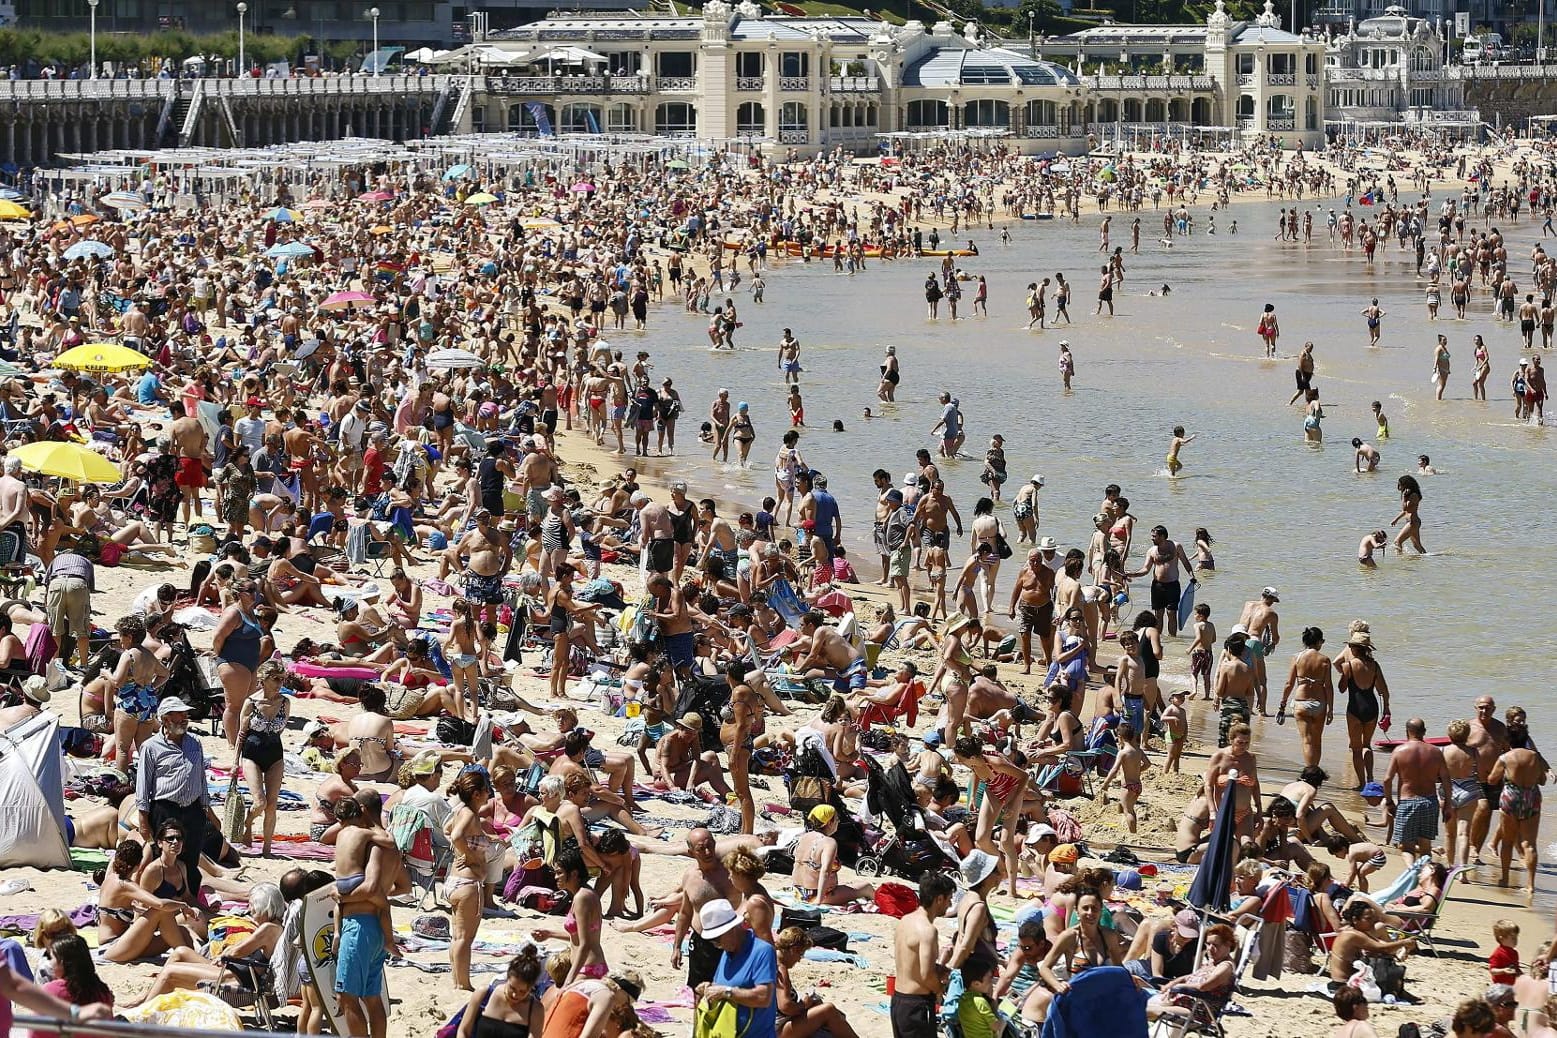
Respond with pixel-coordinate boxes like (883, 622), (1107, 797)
(1374, 736), (1451, 751)
(919, 249), (978, 257)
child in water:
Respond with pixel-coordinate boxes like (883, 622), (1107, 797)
(1161, 690), (1189, 773)
(1165, 425), (1195, 475)
(1372, 400), (1390, 440)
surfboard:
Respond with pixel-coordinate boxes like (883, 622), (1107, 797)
(1375, 736), (1451, 751)
(300, 886), (390, 1036)
(1176, 578), (1197, 631)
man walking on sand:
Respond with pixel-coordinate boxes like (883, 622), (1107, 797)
(671, 828), (740, 991)
(892, 872), (954, 1038)
(1383, 717), (1451, 865)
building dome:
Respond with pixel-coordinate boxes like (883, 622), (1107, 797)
(1357, 5), (1414, 39)
(903, 45), (1081, 87)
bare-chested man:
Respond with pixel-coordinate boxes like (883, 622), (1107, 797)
(454, 509), (510, 624)
(333, 789), (409, 1038)
(909, 480), (962, 572)
(168, 401), (209, 527)
(1009, 549), (1056, 674)
(0, 456), (29, 555)
(1213, 632), (1255, 748)
(671, 828), (740, 989)
(646, 573), (696, 672)
(1468, 695), (1512, 864)
(891, 873), (954, 1038)
(1126, 525), (1194, 636)
(1235, 587), (1281, 715)
(654, 713), (730, 798)
(1383, 717), (1451, 864)
(517, 436), (557, 519)
(795, 608), (866, 695)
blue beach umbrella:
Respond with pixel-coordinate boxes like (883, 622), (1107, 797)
(442, 164), (472, 181)
(1187, 772), (1239, 915)
(266, 206), (299, 223)
(63, 240), (113, 261)
(266, 241), (315, 259)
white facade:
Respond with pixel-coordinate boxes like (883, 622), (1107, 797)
(463, 0), (1327, 153)
(1322, 5), (1468, 126)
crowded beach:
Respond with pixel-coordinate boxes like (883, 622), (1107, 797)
(0, 126), (1545, 1038)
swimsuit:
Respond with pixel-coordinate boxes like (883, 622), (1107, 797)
(1391, 794), (1440, 844)
(116, 681), (159, 723)
(464, 569), (505, 605)
(1500, 781), (1543, 821)
(1450, 775), (1481, 810)
(241, 698), (288, 771)
(1344, 670), (1380, 725)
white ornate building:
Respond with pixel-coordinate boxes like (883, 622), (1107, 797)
(454, 0), (1327, 154)
(1321, 5), (1469, 128)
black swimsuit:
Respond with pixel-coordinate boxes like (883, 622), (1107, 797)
(1344, 666), (1380, 724)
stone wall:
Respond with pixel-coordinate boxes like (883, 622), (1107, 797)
(1464, 78), (1557, 128)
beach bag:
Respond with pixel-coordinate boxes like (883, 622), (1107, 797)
(222, 773), (249, 845)
(874, 882), (919, 918)
(1362, 955), (1407, 1000)
(694, 997), (749, 1038)
(98, 542), (124, 567)
(1284, 931), (1316, 974)
(436, 715), (477, 746)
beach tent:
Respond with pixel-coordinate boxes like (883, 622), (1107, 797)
(0, 712), (71, 869)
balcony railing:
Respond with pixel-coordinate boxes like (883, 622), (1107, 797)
(0, 73), (448, 101)
(1267, 72), (1295, 86)
(1022, 125), (1063, 137)
(778, 128), (809, 143)
(1267, 116), (1295, 130)
(1081, 74), (1215, 90)
(779, 76), (810, 91)
(656, 76), (697, 92)
(736, 76), (764, 91)
(1237, 73), (1256, 86)
(828, 76), (880, 92)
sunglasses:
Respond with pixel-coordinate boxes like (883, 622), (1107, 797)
(160, 834), (183, 844)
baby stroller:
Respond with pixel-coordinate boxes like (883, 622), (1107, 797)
(785, 743), (864, 865)
(854, 755), (959, 880)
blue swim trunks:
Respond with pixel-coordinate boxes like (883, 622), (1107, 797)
(335, 913), (386, 998)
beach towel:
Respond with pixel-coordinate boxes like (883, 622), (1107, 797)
(1040, 967), (1146, 1038)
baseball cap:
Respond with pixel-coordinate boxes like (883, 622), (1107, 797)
(409, 750), (441, 776)
(1174, 909), (1202, 939)
(1024, 823), (1057, 845)
(1262, 587), (1280, 601)
(157, 697), (193, 717)
(922, 731), (942, 749)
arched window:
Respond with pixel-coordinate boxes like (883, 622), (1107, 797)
(736, 102), (765, 134)
(654, 102), (697, 135)
(559, 103), (602, 134)
(961, 99), (1008, 128)
(905, 99), (948, 128)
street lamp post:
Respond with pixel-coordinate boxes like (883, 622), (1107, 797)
(1027, 11), (1035, 55)
(237, 2), (247, 78)
(87, 0), (98, 79)
(368, 7), (381, 76)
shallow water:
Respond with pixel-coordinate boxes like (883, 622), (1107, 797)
(616, 192), (1557, 890)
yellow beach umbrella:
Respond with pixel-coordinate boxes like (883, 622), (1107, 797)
(0, 200), (31, 220)
(463, 192), (499, 206)
(10, 441), (122, 483)
(54, 342), (150, 373)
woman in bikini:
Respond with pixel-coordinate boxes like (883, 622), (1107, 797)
(533, 846), (607, 984)
(1029, 685), (1085, 767)
(790, 804), (875, 907)
(108, 613), (168, 777)
(1203, 723), (1261, 838)
(335, 684), (401, 782)
(1392, 475), (1425, 554)
(309, 746), (362, 844)
(453, 944), (547, 1038)
(1337, 631), (1389, 788)
(1278, 626), (1334, 768)
(445, 770), (496, 991)
(444, 599), (483, 724)
(1038, 888), (1126, 996)
(953, 734), (1030, 899)
(136, 820), (206, 939)
(96, 839), (198, 963)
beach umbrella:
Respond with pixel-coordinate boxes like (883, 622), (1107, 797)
(266, 206), (300, 223)
(1186, 766), (1241, 959)
(570, 181), (596, 194)
(426, 347), (486, 371)
(320, 290), (375, 312)
(63, 240), (113, 261)
(100, 191), (147, 212)
(53, 342), (149, 373)
(463, 192), (499, 206)
(357, 190), (395, 203)
(0, 200), (30, 220)
(442, 164), (473, 181)
(0, 188), (23, 202)
(9, 441), (121, 484)
(266, 241), (315, 259)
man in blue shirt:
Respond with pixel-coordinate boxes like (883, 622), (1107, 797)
(135, 368), (166, 406)
(809, 473), (842, 556)
(701, 899), (778, 1038)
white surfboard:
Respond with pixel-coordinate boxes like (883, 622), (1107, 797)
(300, 886), (390, 1036)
